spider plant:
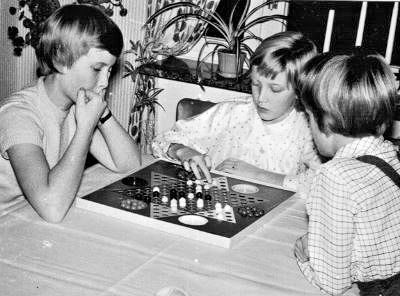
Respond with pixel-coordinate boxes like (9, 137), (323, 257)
(124, 40), (164, 154)
(144, 0), (288, 77)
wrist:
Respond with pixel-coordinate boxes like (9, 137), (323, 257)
(98, 108), (112, 126)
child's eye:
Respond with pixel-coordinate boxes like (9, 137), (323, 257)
(271, 85), (284, 93)
(92, 67), (102, 72)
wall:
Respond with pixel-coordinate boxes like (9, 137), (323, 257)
(0, 0), (147, 129)
(155, 79), (250, 134)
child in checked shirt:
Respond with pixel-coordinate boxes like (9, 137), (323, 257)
(294, 52), (400, 296)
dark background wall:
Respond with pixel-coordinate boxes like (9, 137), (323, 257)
(287, 1), (400, 66)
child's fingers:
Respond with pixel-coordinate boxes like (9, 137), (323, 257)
(183, 160), (191, 172)
(84, 89), (102, 103)
(294, 236), (309, 263)
(189, 160), (202, 180)
(204, 155), (212, 169)
(76, 88), (87, 106)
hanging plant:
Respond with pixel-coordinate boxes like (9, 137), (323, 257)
(8, 0), (61, 56)
(7, 0), (127, 57)
(124, 40), (164, 154)
(74, 0), (128, 17)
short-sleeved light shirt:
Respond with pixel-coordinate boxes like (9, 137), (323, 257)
(0, 77), (75, 208)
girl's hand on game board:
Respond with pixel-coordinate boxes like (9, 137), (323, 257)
(174, 146), (212, 183)
(216, 158), (285, 186)
(294, 233), (309, 263)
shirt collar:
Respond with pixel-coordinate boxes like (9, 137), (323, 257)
(37, 76), (69, 123)
(334, 136), (391, 159)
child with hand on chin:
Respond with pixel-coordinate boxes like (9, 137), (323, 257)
(0, 4), (140, 222)
(294, 52), (400, 296)
(152, 31), (321, 191)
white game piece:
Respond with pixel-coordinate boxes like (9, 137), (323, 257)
(215, 202), (222, 213)
(195, 185), (202, 193)
(186, 180), (193, 186)
(204, 183), (211, 190)
(195, 179), (203, 185)
(196, 198), (204, 209)
(223, 204), (233, 212)
(170, 205), (178, 214)
(179, 197), (186, 208)
(170, 199), (178, 208)
(187, 192), (194, 200)
(216, 212), (224, 220)
(161, 195), (169, 203)
(152, 186), (160, 192)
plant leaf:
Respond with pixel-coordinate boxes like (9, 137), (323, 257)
(238, 15), (287, 38)
(242, 0), (289, 26)
(144, 2), (199, 26)
(236, 0), (251, 32)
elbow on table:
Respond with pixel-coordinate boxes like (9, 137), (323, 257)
(28, 193), (71, 223)
(37, 204), (69, 223)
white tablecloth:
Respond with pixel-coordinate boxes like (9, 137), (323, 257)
(0, 159), (358, 296)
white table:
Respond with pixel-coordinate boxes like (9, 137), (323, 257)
(0, 159), (357, 296)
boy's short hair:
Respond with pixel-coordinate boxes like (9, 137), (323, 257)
(300, 53), (398, 136)
(250, 31), (317, 88)
(36, 4), (123, 75)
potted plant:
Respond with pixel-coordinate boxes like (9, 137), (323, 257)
(144, 0), (287, 78)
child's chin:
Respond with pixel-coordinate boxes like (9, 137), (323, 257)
(258, 111), (277, 122)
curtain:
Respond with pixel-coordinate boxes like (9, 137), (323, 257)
(145, 0), (220, 57)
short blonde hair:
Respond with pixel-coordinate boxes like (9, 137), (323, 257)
(300, 53), (398, 136)
(36, 4), (123, 75)
(250, 31), (317, 88)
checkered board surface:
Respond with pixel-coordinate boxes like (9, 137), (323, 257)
(150, 172), (266, 224)
(76, 160), (295, 248)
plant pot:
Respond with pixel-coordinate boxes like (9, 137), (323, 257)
(217, 50), (246, 78)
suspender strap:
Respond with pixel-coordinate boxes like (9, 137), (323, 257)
(356, 155), (400, 188)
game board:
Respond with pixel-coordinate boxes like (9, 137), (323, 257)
(76, 160), (295, 248)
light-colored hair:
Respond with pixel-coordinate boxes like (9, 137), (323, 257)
(300, 52), (398, 136)
(250, 31), (317, 88)
(36, 4), (123, 75)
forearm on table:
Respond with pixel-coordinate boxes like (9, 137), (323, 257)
(254, 169), (285, 186)
(96, 115), (140, 172)
(37, 128), (93, 222)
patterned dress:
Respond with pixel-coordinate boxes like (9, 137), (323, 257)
(152, 96), (320, 189)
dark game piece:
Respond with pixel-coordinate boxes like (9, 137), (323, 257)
(121, 176), (148, 187)
(176, 169), (187, 180)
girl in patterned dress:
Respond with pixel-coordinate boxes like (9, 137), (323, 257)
(152, 31), (321, 192)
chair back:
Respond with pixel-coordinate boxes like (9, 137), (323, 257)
(176, 98), (216, 121)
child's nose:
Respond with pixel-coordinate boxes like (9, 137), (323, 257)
(97, 72), (109, 90)
(258, 91), (270, 104)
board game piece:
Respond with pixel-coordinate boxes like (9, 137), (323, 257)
(121, 176), (148, 187)
(196, 198), (204, 209)
(76, 160), (295, 248)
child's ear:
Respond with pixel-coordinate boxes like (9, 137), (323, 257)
(321, 117), (334, 136)
(53, 62), (68, 74)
